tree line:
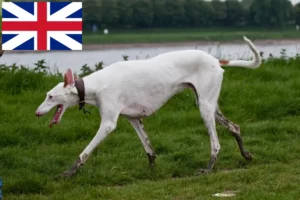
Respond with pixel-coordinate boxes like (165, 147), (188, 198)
(6, 0), (300, 29)
(81, 0), (300, 30)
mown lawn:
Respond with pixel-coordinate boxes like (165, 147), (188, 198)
(1, 56), (300, 199)
(83, 28), (300, 44)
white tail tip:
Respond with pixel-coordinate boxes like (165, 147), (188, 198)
(243, 36), (250, 42)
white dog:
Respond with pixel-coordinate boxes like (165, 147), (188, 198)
(36, 36), (261, 177)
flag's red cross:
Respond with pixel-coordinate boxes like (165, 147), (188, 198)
(2, 2), (82, 50)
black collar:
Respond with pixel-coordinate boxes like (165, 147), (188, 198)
(74, 78), (90, 114)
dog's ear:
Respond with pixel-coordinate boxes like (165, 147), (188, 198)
(64, 68), (75, 87)
(69, 75), (79, 94)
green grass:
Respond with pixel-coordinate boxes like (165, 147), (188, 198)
(83, 28), (300, 44)
(1, 56), (300, 199)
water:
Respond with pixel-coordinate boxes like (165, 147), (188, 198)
(1, 42), (300, 73)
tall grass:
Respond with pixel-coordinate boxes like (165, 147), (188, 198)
(1, 55), (300, 199)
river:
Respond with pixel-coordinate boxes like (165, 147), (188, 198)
(1, 41), (300, 73)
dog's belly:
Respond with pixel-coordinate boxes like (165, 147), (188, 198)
(119, 84), (185, 118)
(121, 104), (155, 118)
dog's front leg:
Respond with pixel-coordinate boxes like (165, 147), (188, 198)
(61, 111), (119, 177)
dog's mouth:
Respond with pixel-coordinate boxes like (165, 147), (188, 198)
(50, 104), (64, 128)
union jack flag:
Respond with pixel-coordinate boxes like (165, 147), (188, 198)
(2, 2), (82, 51)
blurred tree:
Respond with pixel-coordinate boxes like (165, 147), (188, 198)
(100, 0), (119, 28)
(184, 0), (214, 27)
(198, 1), (216, 26)
(21, 0), (299, 30)
(117, 0), (133, 28)
(225, 0), (246, 26)
(282, 0), (296, 25)
(152, 0), (166, 27)
(296, 3), (300, 25)
(164, 0), (188, 27)
(211, 0), (227, 26)
(250, 0), (272, 27)
(131, 0), (154, 28)
(250, 0), (294, 27)
(184, 0), (202, 27)
(241, 0), (253, 9)
(270, 0), (294, 27)
(83, 0), (102, 30)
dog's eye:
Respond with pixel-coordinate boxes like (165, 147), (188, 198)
(49, 95), (53, 99)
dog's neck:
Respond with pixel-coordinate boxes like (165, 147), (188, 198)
(76, 77), (97, 107)
(75, 78), (86, 110)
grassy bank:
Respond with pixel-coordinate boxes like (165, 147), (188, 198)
(83, 28), (300, 44)
(1, 56), (300, 199)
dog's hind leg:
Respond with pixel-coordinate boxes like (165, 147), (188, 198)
(198, 99), (220, 174)
(61, 107), (119, 177)
(194, 72), (224, 174)
(127, 118), (156, 166)
(215, 106), (252, 161)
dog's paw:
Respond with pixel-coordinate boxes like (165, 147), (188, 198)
(56, 158), (83, 178)
(243, 151), (253, 161)
(195, 168), (212, 175)
(53, 171), (75, 180)
(60, 170), (77, 178)
(147, 153), (156, 167)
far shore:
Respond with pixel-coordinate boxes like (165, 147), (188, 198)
(3, 38), (300, 54)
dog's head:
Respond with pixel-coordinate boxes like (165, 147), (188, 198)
(35, 68), (79, 127)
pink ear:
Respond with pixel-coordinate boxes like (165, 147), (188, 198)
(64, 68), (74, 87)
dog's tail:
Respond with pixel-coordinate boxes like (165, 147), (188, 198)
(219, 36), (262, 69)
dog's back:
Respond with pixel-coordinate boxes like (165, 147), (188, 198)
(94, 49), (222, 80)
